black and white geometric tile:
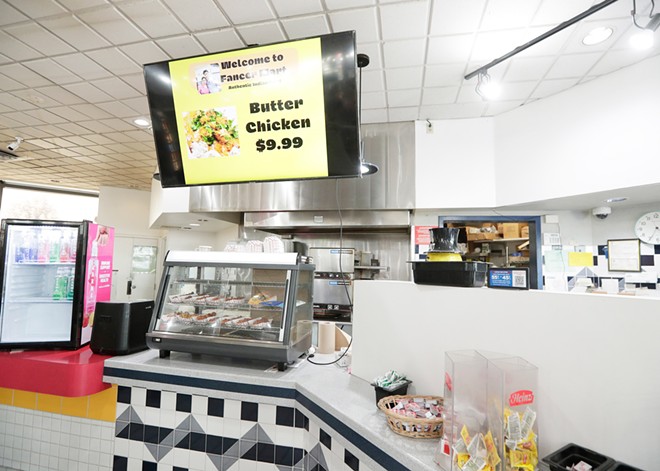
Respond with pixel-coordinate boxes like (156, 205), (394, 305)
(112, 386), (374, 471)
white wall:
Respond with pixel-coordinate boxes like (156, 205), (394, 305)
(351, 280), (660, 469)
(415, 118), (496, 209)
(97, 186), (164, 238)
(494, 54), (660, 206)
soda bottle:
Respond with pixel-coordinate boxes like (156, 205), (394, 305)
(37, 232), (49, 263)
(53, 267), (67, 300)
(50, 230), (61, 263)
(66, 269), (75, 300)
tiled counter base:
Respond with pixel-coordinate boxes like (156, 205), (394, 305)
(104, 351), (437, 471)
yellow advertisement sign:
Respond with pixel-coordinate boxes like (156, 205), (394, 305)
(169, 38), (328, 185)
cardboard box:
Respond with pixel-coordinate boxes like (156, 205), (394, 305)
(520, 225), (530, 238)
(502, 223), (522, 239)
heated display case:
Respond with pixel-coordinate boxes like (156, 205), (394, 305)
(146, 251), (314, 371)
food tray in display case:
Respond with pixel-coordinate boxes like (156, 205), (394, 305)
(146, 251), (314, 371)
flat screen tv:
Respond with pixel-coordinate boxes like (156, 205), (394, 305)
(144, 31), (361, 188)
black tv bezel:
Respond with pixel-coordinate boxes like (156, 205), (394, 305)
(144, 31), (361, 188)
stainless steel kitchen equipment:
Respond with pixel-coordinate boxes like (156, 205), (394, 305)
(146, 251), (314, 371)
(309, 247), (355, 323)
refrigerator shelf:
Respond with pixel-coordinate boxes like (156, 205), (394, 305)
(5, 297), (74, 304)
(13, 262), (76, 266)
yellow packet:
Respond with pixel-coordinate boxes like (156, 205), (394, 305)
(457, 453), (471, 468)
(461, 424), (471, 446)
(518, 431), (538, 457)
(509, 449), (535, 470)
(483, 431), (501, 467)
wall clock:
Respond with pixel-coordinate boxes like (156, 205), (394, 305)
(634, 211), (660, 244)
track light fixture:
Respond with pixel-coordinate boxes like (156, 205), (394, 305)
(465, 0), (619, 97)
(630, 0), (660, 50)
(356, 53), (378, 177)
(475, 71), (501, 101)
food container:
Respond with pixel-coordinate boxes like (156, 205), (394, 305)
(372, 380), (412, 405)
(377, 395), (444, 439)
(607, 462), (645, 471)
(410, 261), (488, 287)
(542, 443), (615, 471)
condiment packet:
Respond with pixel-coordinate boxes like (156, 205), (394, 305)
(570, 461), (593, 471)
(461, 424), (472, 446)
(507, 411), (522, 442)
(462, 456), (487, 471)
(520, 407), (537, 439)
(483, 431), (501, 468)
(457, 453), (470, 469)
(510, 450), (535, 470)
(453, 438), (468, 455)
(467, 433), (487, 459)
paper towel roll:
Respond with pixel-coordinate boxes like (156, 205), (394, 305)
(317, 321), (336, 354)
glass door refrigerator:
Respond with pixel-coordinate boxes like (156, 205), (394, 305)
(0, 219), (115, 350)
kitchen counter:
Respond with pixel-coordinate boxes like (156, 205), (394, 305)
(104, 350), (438, 471)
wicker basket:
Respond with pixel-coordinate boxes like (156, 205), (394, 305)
(377, 395), (444, 439)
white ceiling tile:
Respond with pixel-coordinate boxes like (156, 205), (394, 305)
(586, 49), (645, 76)
(0, 74), (24, 91)
(5, 0), (66, 19)
(77, 6), (147, 45)
(480, 0), (541, 31)
(0, 103), (13, 113)
(157, 36), (206, 59)
(39, 15), (110, 51)
(421, 102), (487, 119)
(382, 38), (426, 68)
(236, 22), (286, 46)
(63, 82), (114, 102)
(35, 86), (85, 105)
(98, 118), (135, 132)
(545, 52), (603, 79)
(504, 56), (555, 81)
(0, 2), (28, 26)
(64, 135), (98, 147)
(23, 59), (82, 84)
(116, 0), (186, 38)
(530, 1), (595, 27)
(122, 97), (150, 115)
(355, 42), (382, 70)
(97, 101), (139, 118)
(83, 133), (114, 144)
(120, 74), (148, 95)
(0, 53), (11, 65)
(54, 123), (95, 136)
(3, 23), (75, 56)
(218, 0), (275, 24)
(44, 137), (77, 148)
(422, 87), (459, 105)
(162, 0), (229, 31)
(456, 84), (484, 104)
(387, 107), (419, 122)
(387, 89), (420, 108)
(424, 63), (466, 87)
(385, 66), (423, 90)
(361, 91), (387, 109)
(427, 35), (473, 64)
(89, 77), (141, 100)
(53, 53), (112, 81)
(57, 0), (108, 10)
(530, 78), (579, 99)
(281, 15), (330, 40)
(380, 2), (429, 40)
(329, 8), (379, 43)
(361, 69), (385, 92)
(429, 0), (486, 36)
(360, 108), (387, 124)
(271, 0), (323, 17)
(484, 100), (525, 116)
(515, 26), (575, 58)
(195, 29), (245, 53)
(326, 0), (375, 8)
(7, 112), (45, 126)
(85, 48), (142, 76)
(470, 29), (532, 62)
(19, 128), (54, 139)
(47, 106), (92, 122)
(564, 18), (631, 55)
(590, 0), (652, 20)
(11, 89), (61, 108)
(120, 42), (170, 65)
(0, 31), (42, 61)
(25, 109), (68, 125)
(498, 80), (538, 100)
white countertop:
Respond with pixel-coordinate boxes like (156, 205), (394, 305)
(104, 350), (439, 471)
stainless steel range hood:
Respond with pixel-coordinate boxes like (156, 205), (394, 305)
(243, 210), (410, 231)
(189, 122), (415, 216)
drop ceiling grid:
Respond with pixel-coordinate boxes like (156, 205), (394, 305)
(0, 0), (657, 192)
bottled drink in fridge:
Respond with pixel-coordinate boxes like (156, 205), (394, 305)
(53, 267), (69, 300)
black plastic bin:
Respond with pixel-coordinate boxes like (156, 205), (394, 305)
(607, 462), (646, 471)
(542, 443), (615, 471)
(410, 261), (488, 287)
(372, 380), (411, 405)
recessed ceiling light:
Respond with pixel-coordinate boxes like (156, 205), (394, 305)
(582, 26), (613, 46)
(189, 223), (200, 227)
(133, 118), (150, 127)
(605, 197), (627, 203)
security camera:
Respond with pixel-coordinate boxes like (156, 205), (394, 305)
(6, 137), (23, 152)
(592, 206), (612, 219)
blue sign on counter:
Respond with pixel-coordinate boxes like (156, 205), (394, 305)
(488, 267), (529, 290)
